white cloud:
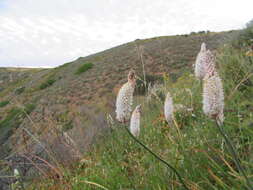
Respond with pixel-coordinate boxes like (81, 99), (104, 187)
(0, 0), (252, 67)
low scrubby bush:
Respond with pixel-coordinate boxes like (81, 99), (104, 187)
(39, 79), (56, 89)
(135, 74), (163, 95)
(75, 63), (93, 75)
(0, 100), (9, 108)
(15, 86), (25, 95)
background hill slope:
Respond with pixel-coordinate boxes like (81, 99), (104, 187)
(1, 30), (251, 189)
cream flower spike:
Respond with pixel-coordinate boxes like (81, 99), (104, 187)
(116, 70), (136, 123)
(200, 42), (206, 51)
(195, 43), (216, 80)
(164, 92), (174, 123)
(203, 72), (224, 126)
(14, 169), (20, 177)
(195, 42), (207, 79)
(204, 50), (216, 76)
(130, 105), (141, 137)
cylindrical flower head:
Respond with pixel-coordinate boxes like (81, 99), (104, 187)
(195, 43), (216, 79)
(203, 73), (224, 125)
(195, 42), (206, 79)
(130, 105), (141, 137)
(204, 50), (216, 75)
(14, 169), (20, 177)
(164, 92), (174, 123)
(116, 70), (136, 122)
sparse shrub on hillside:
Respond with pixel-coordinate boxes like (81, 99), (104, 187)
(14, 86), (25, 95)
(0, 104), (36, 140)
(218, 47), (253, 95)
(234, 20), (253, 47)
(190, 31), (210, 36)
(135, 74), (163, 95)
(198, 31), (205, 34)
(146, 83), (164, 103)
(39, 78), (56, 89)
(0, 107), (22, 143)
(0, 100), (9, 108)
(24, 103), (36, 114)
(246, 19), (253, 28)
(75, 62), (93, 75)
(62, 121), (74, 132)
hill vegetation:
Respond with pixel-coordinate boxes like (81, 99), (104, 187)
(1, 28), (252, 190)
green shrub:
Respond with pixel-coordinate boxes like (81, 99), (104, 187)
(15, 86), (25, 95)
(0, 108), (22, 127)
(75, 63), (93, 75)
(135, 74), (163, 95)
(233, 22), (253, 47)
(62, 121), (74, 132)
(0, 100), (9, 108)
(0, 104), (36, 144)
(24, 103), (36, 114)
(39, 79), (56, 89)
(0, 108), (22, 143)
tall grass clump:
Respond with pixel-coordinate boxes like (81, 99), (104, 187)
(15, 86), (25, 95)
(39, 78), (56, 90)
(0, 100), (9, 108)
(75, 62), (93, 75)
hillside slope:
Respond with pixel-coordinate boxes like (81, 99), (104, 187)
(0, 30), (243, 189)
(27, 28), (253, 189)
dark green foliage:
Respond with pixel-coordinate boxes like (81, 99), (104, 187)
(75, 63), (93, 75)
(62, 121), (74, 132)
(0, 108), (22, 143)
(135, 74), (163, 95)
(0, 103), (36, 145)
(0, 108), (22, 128)
(246, 19), (253, 28)
(190, 31), (210, 35)
(24, 103), (36, 114)
(233, 23), (253, 47)
(198, 31), (206, 34)
(15, 86), (25, 95)
(0, 100), (9, 108)
(39, 79), (56, 89)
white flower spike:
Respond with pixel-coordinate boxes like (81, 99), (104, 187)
(203, 72), (224, 126)
(195, 43), (216, 79)
(130, 105), (141, 137)
(14, 169), (20, 177)
(164, 92), (174, 123)
(116, 70), (136, 123)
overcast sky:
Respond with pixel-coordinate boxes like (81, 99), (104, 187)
(0, 0), (252, 68)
